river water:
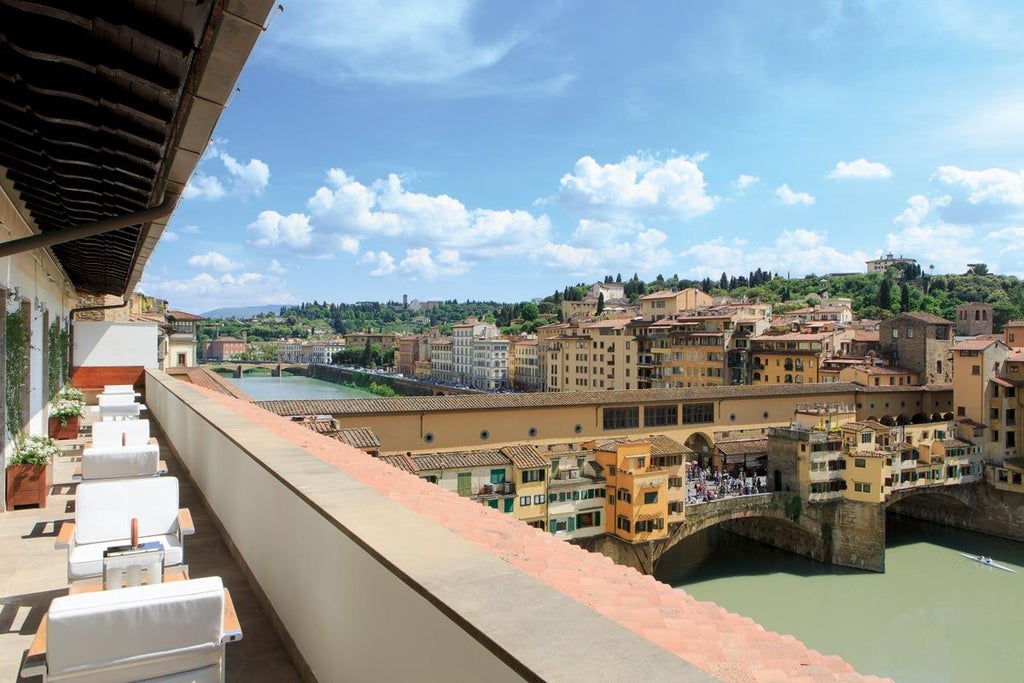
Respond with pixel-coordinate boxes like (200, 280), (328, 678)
(657, 516), (1024, 682)
(225, 375), (377, 401)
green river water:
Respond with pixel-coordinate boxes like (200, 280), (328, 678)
(657, 516), (1024, 682)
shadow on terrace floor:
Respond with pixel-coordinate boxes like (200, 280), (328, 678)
(0, 416), (300, 682)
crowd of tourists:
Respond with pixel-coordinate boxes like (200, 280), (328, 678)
(685, 464), (768, 504)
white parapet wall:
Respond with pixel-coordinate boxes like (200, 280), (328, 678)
(145, 370), (714, 683)
(73, 321), (158, 368)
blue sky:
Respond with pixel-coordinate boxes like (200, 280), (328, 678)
(140, 0), (1024, 313)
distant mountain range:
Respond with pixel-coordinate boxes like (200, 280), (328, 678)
(201, 305), (285, 319)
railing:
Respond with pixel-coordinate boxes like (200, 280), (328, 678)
(146, 371), (704, 682)
(808, 491), (842, 502)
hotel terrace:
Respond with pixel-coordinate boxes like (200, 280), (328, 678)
(0, 3), (897, 682)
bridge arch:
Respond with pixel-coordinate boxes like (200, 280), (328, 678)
(685, 432), (714, 468)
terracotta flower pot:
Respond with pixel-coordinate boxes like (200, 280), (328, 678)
(48, 415), (80, 440)
(6, 463), (47, 509)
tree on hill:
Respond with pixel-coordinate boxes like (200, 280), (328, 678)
(597, 292), (605, 314)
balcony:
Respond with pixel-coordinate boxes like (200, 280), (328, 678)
(808, 491), (843, 502)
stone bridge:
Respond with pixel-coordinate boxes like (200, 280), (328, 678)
(204, 362), (308, 378)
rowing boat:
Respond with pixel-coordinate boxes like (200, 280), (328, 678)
(960, 553), (1017, 573)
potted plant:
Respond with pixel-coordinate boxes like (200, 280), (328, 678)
(6, 435), (59, 509)
(48, 388), (85, 439)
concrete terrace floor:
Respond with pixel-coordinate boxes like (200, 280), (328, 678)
(0, 418), (300, 683)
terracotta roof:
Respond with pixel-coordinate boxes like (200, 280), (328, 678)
(1007, 351), (1024, 362)
(500, 444), (549, 469)
(716, 438), (768, 456)
(843, 420), (890, 431)
(896, 312), (952, 325)
(648, 434), (693, 456)
(641, 290), (683, 300)
(411, 449), (510, 471)
(992, 377), (1014, 388)
(954, 337), (1001, 351)
(335, 427), (381, 449)
(853, 331), (879, 342)
(304, 419), (337, 435)
(167, 310), (205, 321)
(378, 454), (417, 473)
(254, 382), (862, 417)
(957, 418), (987, 429)
(752, 331), (834, 341)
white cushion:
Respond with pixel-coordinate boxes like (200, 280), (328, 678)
(103, 384), (136, 395)
(98, 393), (139, 406)
(90, 419), (151, 448)
(47, 577), (224, 682)
(68, 534), (183, 580)
(80, 445), (160, 480)
(99, 403), (142, 419)
(75, 478), (180, 545)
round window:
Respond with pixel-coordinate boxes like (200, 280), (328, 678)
(729, 413), (736, 422)
(480, 429), (490, 441)
(574, 424), (583, 434)
(424, 432), (434, 444)
(528, 426), (538, 437)
(762, 411), (769, 419)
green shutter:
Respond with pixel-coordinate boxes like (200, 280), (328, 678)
(572, 490), (580, 501)
(568, 517), (575, 532)
(504, 498), (514, 513)
(490, 469), (504, 484)
(457, 472), (472, 496)
(595, 510), (601, 526)
(488, 499), (498, 509)
(548, 493), (556, 504)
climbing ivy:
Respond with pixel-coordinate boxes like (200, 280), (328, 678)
(5, 308), (30, 439)
(47, 319), (70, 400)
(784, 495), (803, 522)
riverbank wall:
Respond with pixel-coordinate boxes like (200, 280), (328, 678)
(308, 364), (481, 397)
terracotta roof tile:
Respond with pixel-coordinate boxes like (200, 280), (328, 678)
(335, 427), (381, 448)
(716, 438), (769, 456)
(254, 383), (862, 418)
(954, 337), (1001, 351)
(409, 449), (510, 470)
(500, 444), (549, 469)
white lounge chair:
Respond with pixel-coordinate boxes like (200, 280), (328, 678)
(102, 384), (139, 396)
(77, 444), (164, 481)
(55, 477), (194, 582)
(90, 419), (152, 448)
(25, 576), (241, 683)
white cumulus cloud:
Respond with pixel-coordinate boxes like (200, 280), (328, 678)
(775, 184), (815, 205)
(183, 142), (270, 201)
(735, 174), (760, 189)
(933, 165), (1024, 205)
(268, 259), (287, 275)
(886, 195), (978, 272)
(558, 153), (717, 220)
(187, 251), (240, 272)
(827, 158), (893, 180)
(182, 175), (226, 201)
(248, 211), (316, 250)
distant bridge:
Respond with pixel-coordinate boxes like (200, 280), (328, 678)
(203, 362), (309, 378)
